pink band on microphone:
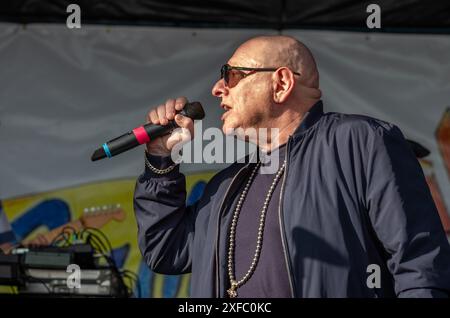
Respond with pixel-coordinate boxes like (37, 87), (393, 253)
(133, 126), (151, 144)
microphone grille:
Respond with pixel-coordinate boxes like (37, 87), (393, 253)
(180, 102), (205, 120)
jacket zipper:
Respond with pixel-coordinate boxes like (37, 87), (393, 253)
(279, 137), (296, 297)
(214, 162), (251, 297)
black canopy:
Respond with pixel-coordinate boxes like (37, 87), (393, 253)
(1, 0), (449, 33)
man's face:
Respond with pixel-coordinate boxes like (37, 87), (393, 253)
(211, 47), (273, 135)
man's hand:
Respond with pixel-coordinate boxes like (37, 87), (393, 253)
(145, 97), (195, 156)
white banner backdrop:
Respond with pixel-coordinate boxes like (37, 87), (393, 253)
(0, 23), (276, 198)
(0, 23), (449, 213)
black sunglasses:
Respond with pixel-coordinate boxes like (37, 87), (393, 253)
(220, 64), (301, 88)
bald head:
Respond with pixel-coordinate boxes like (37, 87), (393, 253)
(212, 35), (321, 142)
(234, 35), (320, 89)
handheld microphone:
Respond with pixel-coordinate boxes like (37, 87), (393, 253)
(91, 101), (205, 161)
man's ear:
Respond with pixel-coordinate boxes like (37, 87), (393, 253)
(272, 67), (295, 104)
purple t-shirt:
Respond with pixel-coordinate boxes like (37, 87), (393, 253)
(230, 145), (291, 298)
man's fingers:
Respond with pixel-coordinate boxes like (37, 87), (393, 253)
(147, 97), (188, 125)
(145, 97), (193, 156)
(166, 127), (192, 150)
(175, 114), (194, 130)
(165, 99), (176, 121)
(175, 97), (188, 111)
(157, 104), (168, 125)
(148, 110), (159, 125)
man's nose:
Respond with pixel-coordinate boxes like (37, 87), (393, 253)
(211, 78), (228, 97)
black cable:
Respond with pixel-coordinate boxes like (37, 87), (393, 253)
(51, 234), (70, 247)
(18, 227), (130, 297)
(121, 272), (139, 298)
(81, 228), (118, 269)
(85, 234), (117, 270)
(84, 237), (127, 297)
(86, 233), (108, 254)
(121, 274), (134, 297)
(50, 225), (78, 246)
(25, 276), (52, 294)
(81, 228), (113, 251)
(79, 230), (128, 297)
(121, 269), (141, 298)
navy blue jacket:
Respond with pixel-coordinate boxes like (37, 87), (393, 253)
(134, 101), (450, 297)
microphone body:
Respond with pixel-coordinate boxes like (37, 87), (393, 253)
(91, 101), (204, 161)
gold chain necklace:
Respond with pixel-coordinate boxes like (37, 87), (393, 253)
(227, 159), (286, 298)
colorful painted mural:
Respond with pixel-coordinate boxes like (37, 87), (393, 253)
(1, 172), (215, 297)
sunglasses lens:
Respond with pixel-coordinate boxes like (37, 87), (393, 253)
(220, 64), (248, 88)
(221, 65), (229, 85)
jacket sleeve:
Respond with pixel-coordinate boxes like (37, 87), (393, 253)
(362, 121), (450, 298)
(133, 152), (198, 275)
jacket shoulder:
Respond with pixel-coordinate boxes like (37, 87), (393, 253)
(319, 112), (401, 138)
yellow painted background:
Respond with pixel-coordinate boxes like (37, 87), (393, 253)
(1, 171), (216, 297)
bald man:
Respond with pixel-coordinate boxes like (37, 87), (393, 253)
(134, 36), (450, 298)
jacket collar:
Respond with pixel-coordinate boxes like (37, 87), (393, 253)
(292, 100), (324, 140)
(241, 100), (324, 164)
